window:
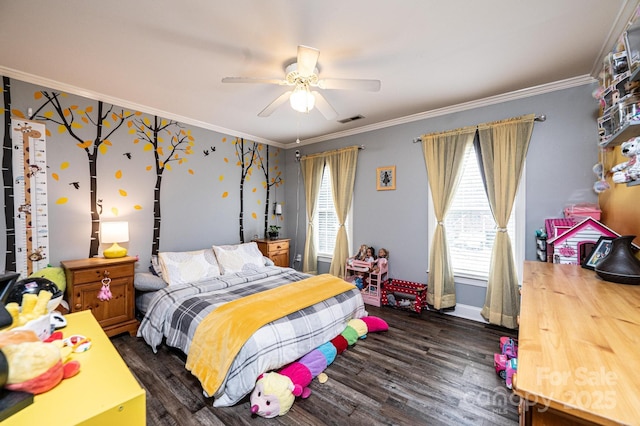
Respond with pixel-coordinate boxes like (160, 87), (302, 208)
(427, 143), (525, 284)
(315, 165), (352, 258)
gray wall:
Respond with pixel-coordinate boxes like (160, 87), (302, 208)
(284, 83), (600, 308)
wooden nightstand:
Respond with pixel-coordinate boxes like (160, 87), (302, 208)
(61, 256), (138, 337)
(254, 238), (290, 267)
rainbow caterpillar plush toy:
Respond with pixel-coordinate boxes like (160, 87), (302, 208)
(250, 316), (388, 418)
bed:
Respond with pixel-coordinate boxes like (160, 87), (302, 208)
(137, 257), (366, 407)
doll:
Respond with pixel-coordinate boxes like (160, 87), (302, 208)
(363, 247), (376, 263)
(371, 248), (388, 273)
(347, 244), (368, 265)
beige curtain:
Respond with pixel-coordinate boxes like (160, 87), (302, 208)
(422, 126), (476, 310)
(477, 114), (534, 329)
(300, 155), (325, 274)
(326, 146), (359, 277)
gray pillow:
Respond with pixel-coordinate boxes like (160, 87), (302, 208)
(134, 272), (168, 292)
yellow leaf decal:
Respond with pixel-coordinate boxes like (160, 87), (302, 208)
(165, 163), (172, 171)
(77, 141), (92, 149)
(63, 109), (70, 117)
(44, 111), (54, 118)
(143, 143), (153, 151)
(70, 105), (78, 110)
(56, 197), (68, 205)
(143, 117), (150, 126)
(219, 175), (224, 181)
(86, 106), (93, 113)
(45, 129), (51, 137)
(222, 191), (229, 198)
(99, 144), (108, 155)
(61, 162), (69, 170)
(127, 121), (133, 128)
(111, 113), (118, 121)
(103, 139), (112, 146)
(58, 124), (66, 133)
(81, 116), (88, 124)
(128, 128), (136, 134)
(224, 158), (229, 163)
(252, 187), (257, 193)
(112, 207), (119, 216)
(158, 137), (163, 143)
(115, 170), (122, 179)
(51, 173), (59, 181)
(252, 212), (257, 219)
(222, 137), (227, 142)
(157, 146), (164, 156)
(188, 169), (194, 175)
(146, 165), (152, 171)
(71, 122), (82, 129)
(119, 189), (127, 196)
(11, 109), (25, 118)
(34, 92), (42, 100)
(133, 138), (139, 144)
(161, 119), (167, 126)
(102, 120), (111, 128)
(134, 205), (143, 210)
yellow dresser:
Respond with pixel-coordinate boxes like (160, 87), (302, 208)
(3, 310), (146, 425)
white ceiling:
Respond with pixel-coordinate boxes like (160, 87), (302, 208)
(1, 0), (638, 147)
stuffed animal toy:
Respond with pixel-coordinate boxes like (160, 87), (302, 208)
(249, 316), (389, 418)
(0, 329), (81, 394)
(611, 137), (640, 183)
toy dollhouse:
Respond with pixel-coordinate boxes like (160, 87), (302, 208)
(547, 217), (619, 265)
(344, 259), (388, 306)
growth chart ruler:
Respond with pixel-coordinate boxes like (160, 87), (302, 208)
(11, 118), (49, 277)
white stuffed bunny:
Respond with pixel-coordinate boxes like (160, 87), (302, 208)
(611, 137), (640, 183)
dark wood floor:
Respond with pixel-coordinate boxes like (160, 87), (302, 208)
(112, 306), (519, 426)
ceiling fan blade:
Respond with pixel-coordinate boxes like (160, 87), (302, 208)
(296, 45), (320, 77)
(258, 91), (292, 117)
(311, 91), (338, 120)
(317, 78), (381, 91)
(222, 77), (288, 85)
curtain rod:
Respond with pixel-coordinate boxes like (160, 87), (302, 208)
(412, 114), (546, 143)
(299, 144), (365, 161)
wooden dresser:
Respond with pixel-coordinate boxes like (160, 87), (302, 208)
(254, 238), (290, 267)
(515, 261), (640, 425)
(61, 256), (139, 337)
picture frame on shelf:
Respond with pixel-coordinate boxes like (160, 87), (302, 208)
(376, 166), (396, 191)
(582, 236), (615, 270)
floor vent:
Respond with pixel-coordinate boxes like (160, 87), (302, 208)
(338, 115), (364, 124)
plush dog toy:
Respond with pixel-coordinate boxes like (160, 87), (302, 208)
(249, 316), (388, 418)
(611, 137), (640, 183)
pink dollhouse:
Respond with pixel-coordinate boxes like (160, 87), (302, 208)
(547, 217), (619, 265)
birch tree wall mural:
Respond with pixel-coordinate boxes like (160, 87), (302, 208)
(235, 137), (259, 243)
(2, 76), (16, 271)
(130, 115), (194, 256)
(32, 92), (134, 258)
(257, 144), (283, 239)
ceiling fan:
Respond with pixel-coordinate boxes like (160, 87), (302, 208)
(222, 45), (381, 120)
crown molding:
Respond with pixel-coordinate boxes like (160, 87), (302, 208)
(0, 66), (287, 148)
(2, 65), (593, 150)
(295, 74), (596, 148)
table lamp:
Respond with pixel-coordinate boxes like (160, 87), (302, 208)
(101, 221), (129, 258)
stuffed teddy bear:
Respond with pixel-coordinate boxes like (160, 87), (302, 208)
(249, 316), (388, 418)
(611, 137), (640, 183)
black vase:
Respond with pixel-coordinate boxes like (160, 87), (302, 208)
(595, 235), (640, 285)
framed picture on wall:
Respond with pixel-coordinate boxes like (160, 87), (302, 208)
(376, 166), (396, 191)
(582, 236), (615, 270)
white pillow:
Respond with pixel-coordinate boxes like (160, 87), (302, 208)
(158, 248), (221, 285)
(212, 242), (265, 274)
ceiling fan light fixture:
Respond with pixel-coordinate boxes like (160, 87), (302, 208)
(290, 85), (315, 113)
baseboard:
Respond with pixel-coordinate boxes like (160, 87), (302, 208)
(443, 303), (487, 323)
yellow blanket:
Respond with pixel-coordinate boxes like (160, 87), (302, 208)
(185, 274), (355, 396)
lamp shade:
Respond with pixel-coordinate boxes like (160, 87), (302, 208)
(275, 203), (283, 215)
(290, 86), (315, 113)
(101, 221), (129, 258)
(101, 221), (129, 243)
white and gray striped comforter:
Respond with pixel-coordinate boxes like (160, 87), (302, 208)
(137, 265), (366, 407)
